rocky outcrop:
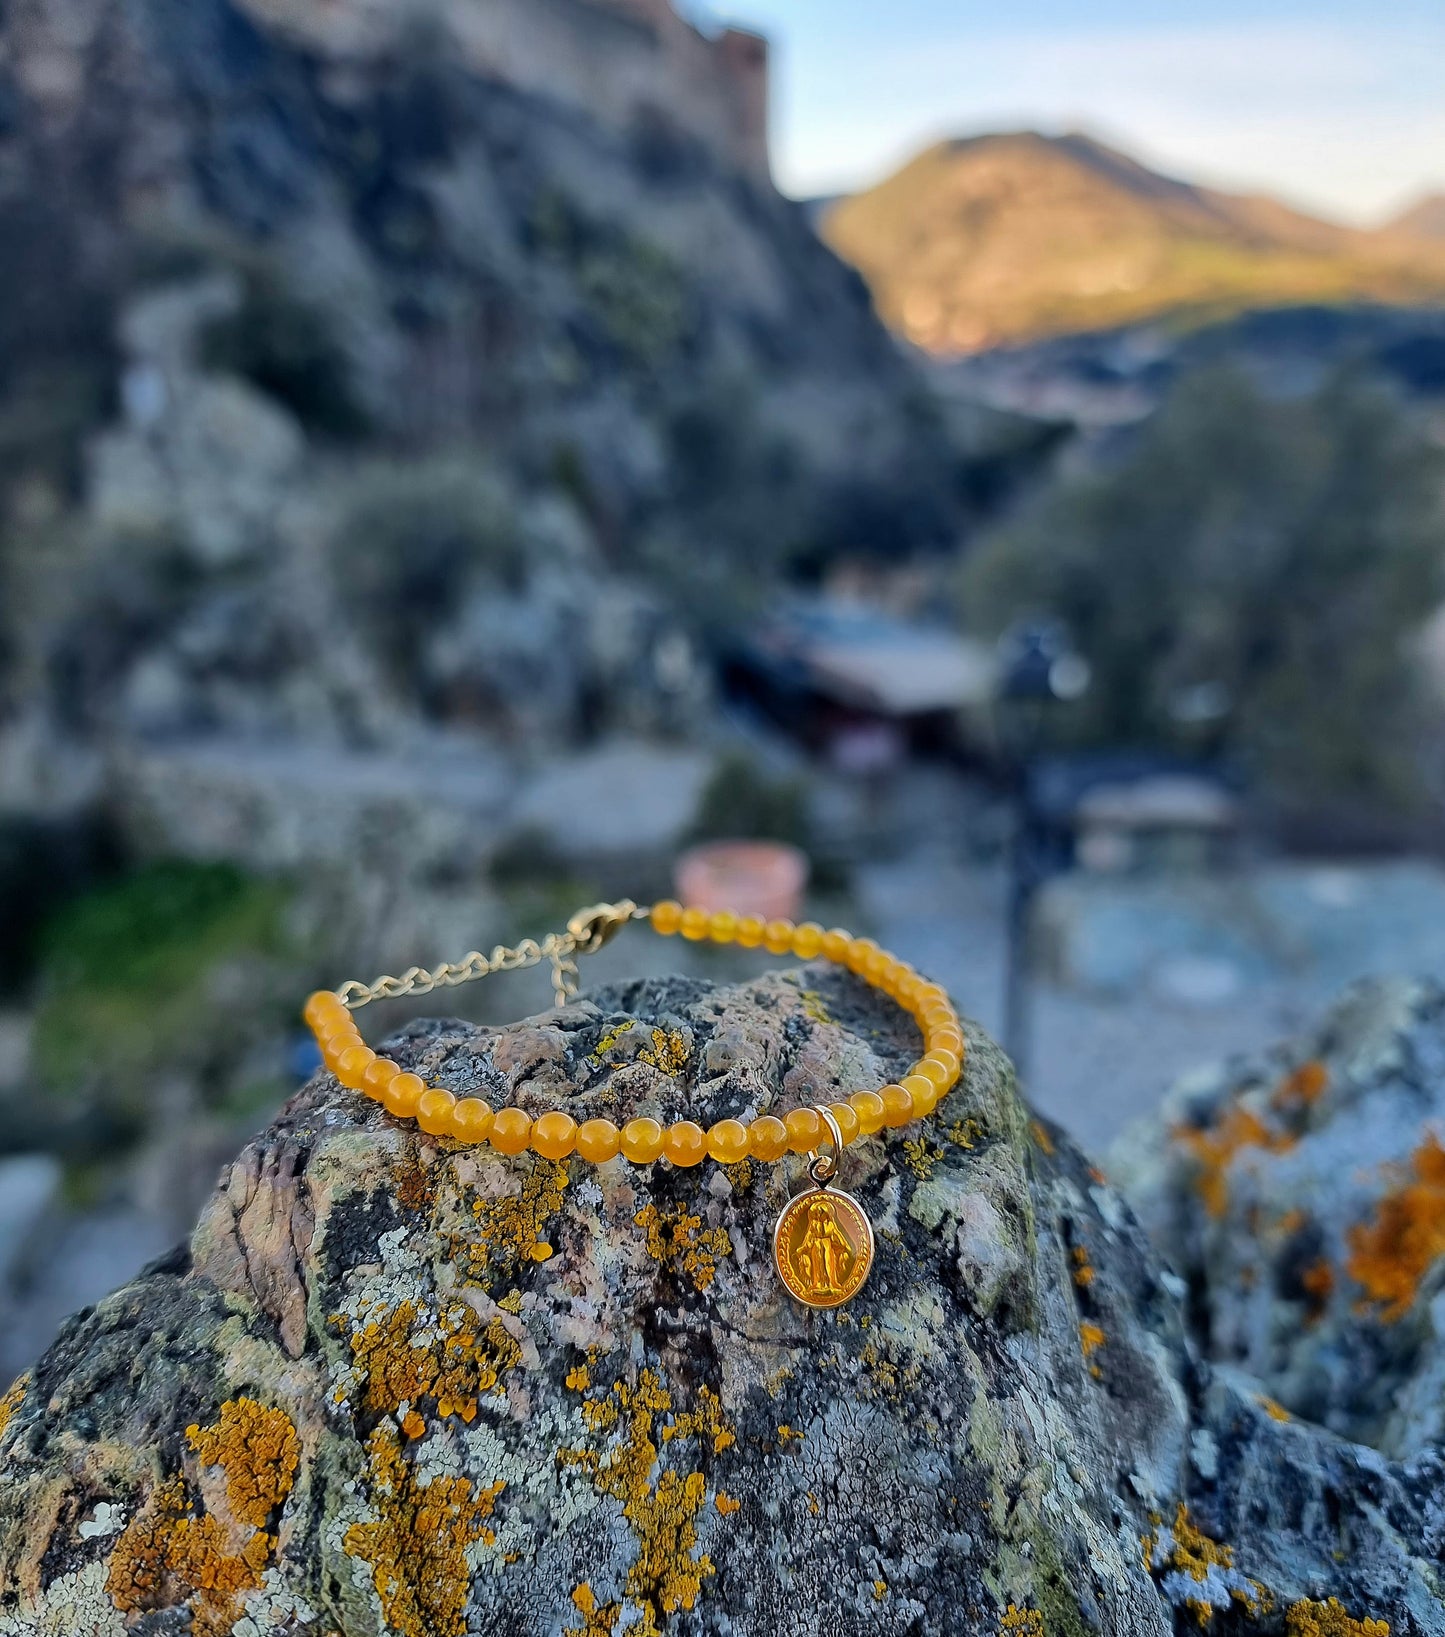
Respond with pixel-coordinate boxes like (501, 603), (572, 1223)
(1, 968), (1436, 1634)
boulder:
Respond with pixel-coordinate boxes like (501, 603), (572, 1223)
(0, 968), (1437, 1635)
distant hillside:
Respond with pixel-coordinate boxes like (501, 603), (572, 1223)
(1391, 195), (1445, 243)
(821, 132), (1445, 353)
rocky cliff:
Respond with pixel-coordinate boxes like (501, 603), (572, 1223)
(1, 968), (1438, 1634)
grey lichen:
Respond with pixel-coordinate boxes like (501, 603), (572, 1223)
(0, 967), (1439, 1633)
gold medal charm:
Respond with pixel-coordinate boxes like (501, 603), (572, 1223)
(773, 1105), (875, 1308)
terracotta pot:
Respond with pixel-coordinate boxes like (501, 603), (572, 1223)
(675, 841), (809, 921)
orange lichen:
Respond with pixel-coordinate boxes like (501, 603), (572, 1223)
(1346, 1134), (1445, 1321)
(452, 1159), (570, 1288)
(567, 1583), (623, 1636)
(1071, 1245), (1095, 1288)
(1274, 1061), (1329, 1112)
(1030, 1120), (1055, 1156)
(634, 1202), (732, 1293)
(567, 1364), (592, 1392)
(1142, 1503), (1270, 1626)
(1301, 1257), (1335, 1320)
(0, 1372), (27, 1443)
(1285, 1598), (1389, 1636)
(394, 1156), (435, 1215)
(1080, 1322), (1106, 1360)
(1175, 1106), (1295, 1218)
(344, 1423), (503, 1637)
(185, 1398), (300, 1529)
(714, 1493), (740, 1515)
(1000, 1607), (1045, 1635)
(559, 1369), (732, 1635)
(341, 1297), (524, 1425)
(1256, 1396), (1292, 1422)
(401, 1411), (426, 1441)
(106, 1475), (270, 1637)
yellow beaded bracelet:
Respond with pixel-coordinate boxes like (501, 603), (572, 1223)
(302, 900), (965, 1306)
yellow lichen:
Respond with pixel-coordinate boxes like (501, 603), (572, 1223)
(776, 1424), (804, 1445)
(948, 1117), (983, 1150)
(452, 1159), (570, 1289)
(1257, 1396), (1292, 1422)
(589, 1018), (637, 1065)
(901, 1137), (945, 1179)
(0, 1372), (28, 1444)
(1346, 1133), (1445, 1322)
(497, 1288), (524, 1314)
(723, 1159), (754, 1193)
(185, 1398), (300, 1529)
(798, 989), (834, 1025)
(567, 1583), (623, 1636)
(1000, 1606), (1045, 1635)
(558, 1370), (729, 1636)
(1285, 1598), (1389, 1636)
(638, 1028), (690, 1076)
(874, 1579), (888, 1601)
(1079, 1322), (1106, 1360)
(567, 1364), (592, 1392)
(1301, 1257), (1335, 1321)
(1071, 1245), (1095, 1288)
(106, 1475), (270, 1637)
(1142, 1503), (1270, 1626)
(714, 1493), (740, 1515)
(340, 1298), (524, 1426)
(1175, 1106), (1295, 1219)
(1030, 1120), (1055, 1156)
(634, 1202), (732, 1293)
(344, 1424), (504, 1637)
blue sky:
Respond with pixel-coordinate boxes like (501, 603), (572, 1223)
(703, 0), (1445, 224)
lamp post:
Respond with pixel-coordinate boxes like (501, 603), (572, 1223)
(995, 622), (1089, 1084)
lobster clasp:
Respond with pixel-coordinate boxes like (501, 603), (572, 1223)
(566, 901), (637, 957)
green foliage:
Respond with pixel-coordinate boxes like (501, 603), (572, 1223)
(690, 749), (810, 848)
(329, 456), (525, 693)
(961, 366), (1445, 809)
(201, 264), (369, 439)
(33, 862), (291, 1125)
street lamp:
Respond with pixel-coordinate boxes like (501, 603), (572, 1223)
(995, 622), (1090, 1084)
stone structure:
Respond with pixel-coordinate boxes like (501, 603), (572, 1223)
(2, 967), (1439, 1634)
(234, 0), (771, 183)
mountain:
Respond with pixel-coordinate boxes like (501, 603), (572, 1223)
(820, 132), (1445, 353)
(1390, 195), (1445, 243)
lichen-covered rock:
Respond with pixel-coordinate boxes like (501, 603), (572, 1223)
(1115, 976), (1445, 1463)
(1, 967), (1438, 1634)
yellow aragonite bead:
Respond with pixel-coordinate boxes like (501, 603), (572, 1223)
(929, 1026), (965, 1055)
(879, 1083), (914, 1127)
(845, 937), (879, 974)
(334, 1044), (377, 1088)
(784, 1107), (823, 1153)
(416, 1088), (457, 1136)
(735, 915), (766, 948)
(621, 1117), (665, 1164)
(708, 910), (739, 944)
(900, 1074), (933, 1119)
(924, 1047), (960, 1084)
(915, 983), (949, 1010)
(304, 990), (345, 1027)
(827, 1101), (860, 1145)
(862, 945), (891, 982)
(577, 1118), (621, 1164)
(650, 900), (683, 936)
(452, 1098), (494, 1143)
(663, 1120), (707, 1167)
(921, 1003), (957, 1030)
(748, 1115), (789, 1161)
(763, 918), (795, 955)
(706, 1118), (750, 1165)
(820, 928), (852, 962)
(362, 1057), (400, 1098)
(680, 905), (710, 941)
(792, 921), (825, 959)
(850, 1089), (886, 1135)
(532, 1111), (578, 1159)
(490, 1107), (533, 1155)
(916, 1055), (953, 1090)
(322, 1031), (359, 1069)
(384, 1072), (426, 1118)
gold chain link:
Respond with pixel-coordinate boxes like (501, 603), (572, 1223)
(335, 901), (647, 1012)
